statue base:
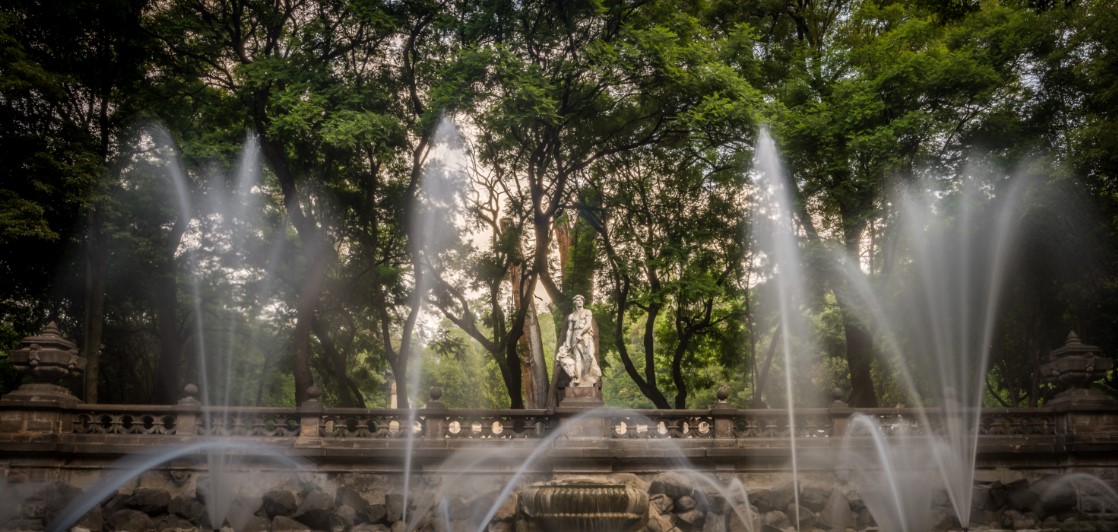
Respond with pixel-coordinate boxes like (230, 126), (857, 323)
(559, 386), (602, 408)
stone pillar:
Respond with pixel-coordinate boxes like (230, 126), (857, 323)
(0, 323), (84, 437)
(423, 387), (447, 439)
(175, 384), (201, 437)
(829, 388), (851, 438)
(295, 385), (323, 447)
(712, 385), (735, 439)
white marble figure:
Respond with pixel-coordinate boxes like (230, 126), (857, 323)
(557, 295), (601, 388)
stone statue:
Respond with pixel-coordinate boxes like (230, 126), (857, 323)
(557, 295), (601, 388)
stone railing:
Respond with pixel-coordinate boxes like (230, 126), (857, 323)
(0, 389), (1089, 445)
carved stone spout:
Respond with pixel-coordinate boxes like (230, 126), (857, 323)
(520, 478), (648, 532)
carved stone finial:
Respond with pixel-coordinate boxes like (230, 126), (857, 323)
(430, 387), (443, 401)
(1041, 331), (1114, 406)
(716, 385), (730, 403)
(178, 383), (200, 406)
(3, 322), (84, 403)
(8, 323), (83, 385)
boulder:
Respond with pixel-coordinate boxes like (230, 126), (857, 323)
(272, 515), (312, 531)
(1031, 474), (1079, 517)
(262, 490), (298, 518)
(492, 493), (518, 522)
(385, 493), (404, 523)
(294, 490), (335, 531)
(650, 493), (675, 515)
(106, 509), (154, 532)
(330, 504), (357, 532)
(167, 495), (205, 520)
(35, 481), (82, 526)
(73, 503), (104, 532)
(351, 524), (391, 532)
(818, 489), (852, 529)
(799, 487), (829, 513)
(1005, 480), (1039, 512)
(768, 483), (796, 512)
(365, 503), (388, 524)
(152, 514), (197, 532)
(650, 472), (698, 500)
(335, 486), (370, 517)
(240, 515), (272, 532)
(124, 488), (171, 515)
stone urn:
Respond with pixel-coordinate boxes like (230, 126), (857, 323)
(4, 322), (84, 403)
(1040, 331), (1115, 406)
(519, 478), (649, 532)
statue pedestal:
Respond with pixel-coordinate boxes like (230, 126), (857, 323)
(559, 386), (602, 408)
(556, 386), (606, 440)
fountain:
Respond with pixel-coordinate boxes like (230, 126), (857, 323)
(4, 121), (1118, 532)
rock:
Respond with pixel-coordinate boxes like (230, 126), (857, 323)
(336, 486), (370, 516)
(1031, 474), (1079, 517)
(492, 493), (517, 522)
(167, 495), (205, 520)
(385, 493), (404, 523)
(331, 505), (357, 532)
(673, 508), (706, 531)
(855, 507), (875, 529)
(4, 518), (46, 531)
(646, 511), (675, 532)
(152, 514), (197, 531)
(351, 524), (391, 532)
(487, 521), (515, 532)
(650, 493), (675, 515)
(35, 481), (81, 526)
(799, 487), (828, 513)
(124, 488), (171, 516)
(726, 507), (759, 532)
(762, 510), (789, 528)
(650, 472), (698, 500)
(929, 506), (957, 531)
(1005, 480), (1039, 512)
(224, 496), (262, 531)
(240, 515), (271, 532)
(106, 509), (154, 532)
(749, 488), (773, 513)
(784, 504), (815, 529)
(101, 493), (130, 516)
(971, 483), (992, 511)
(294, 490), (335, 530)
(365, 503), (388, 524)
(988, 481), (1008, 510)
(272, 515), (312, 531)
(74, 503), (104, 532)
(677, 495), (698, 512)
(818, 489), (852, 529)
(768, 483), (796, 512)
(262, 490), (298, 518)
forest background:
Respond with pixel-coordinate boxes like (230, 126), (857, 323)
(2, 0), (1117, 411)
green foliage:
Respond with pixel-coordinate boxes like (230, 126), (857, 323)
(2, 0), (1117, 409)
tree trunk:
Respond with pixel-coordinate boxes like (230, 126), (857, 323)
(150, 205), (192, 404)
(840, 304), (879, 407)
(82, 208), (106, 404)
(837, 222), (879, 408)
(152, 257), (183, 404)
(523, 302), (548, 408)
(311, 315), (363, 407)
